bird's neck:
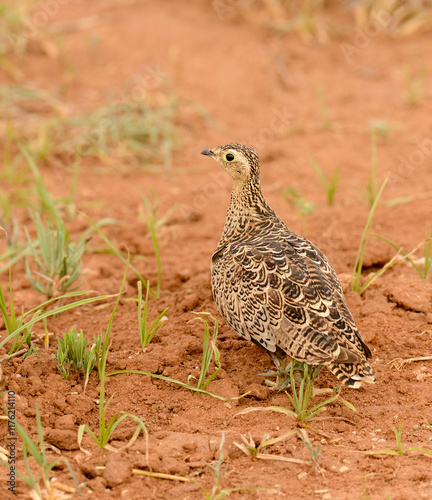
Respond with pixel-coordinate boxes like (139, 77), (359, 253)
(218, 178), (275, 243)
(229, 177), (266, 212)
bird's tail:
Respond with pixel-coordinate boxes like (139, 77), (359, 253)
(328, 359), (376, 389)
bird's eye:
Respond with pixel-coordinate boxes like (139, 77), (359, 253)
(225, 153), (235, 162)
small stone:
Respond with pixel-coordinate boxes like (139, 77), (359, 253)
(46, 429), (79, 450)
(53, 397), (67, 412)
(298, 472), (308, 480)
(339, 466), (349, 473)
(55, 414), (76, 430)
(103, 454), (132, 488)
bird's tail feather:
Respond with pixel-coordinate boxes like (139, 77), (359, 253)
(328, 359), (376, 389)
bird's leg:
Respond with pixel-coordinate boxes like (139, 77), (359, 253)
(263, 360), (329, 394)
(263, 353), (293, 391)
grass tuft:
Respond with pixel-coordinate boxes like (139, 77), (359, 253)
(139, 191), (175, 297)
(376, 226), (432, 279)
(239, 362), (355, 426)
(283, 187), (315, 216)
(351, 179), (389, 294)
(137, 280), (168, 348)
(78, 260), (148, 452)
(309, 156), (340, 205)
(0, 288), (117, 353)
(188, 312), (221, 390)
(298, 428), (322, 472)
(197, 433), (263, 499)
(0, 272), (34, 357)
(53, 326), (102, 389)
(365, 420), (432, 457)
(25, 213), (85, 298)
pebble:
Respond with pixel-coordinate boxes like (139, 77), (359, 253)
(103, 454), (132, 487)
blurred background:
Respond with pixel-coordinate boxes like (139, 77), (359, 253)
(1, 1), (431, 243)
(1, 3), (432, 498)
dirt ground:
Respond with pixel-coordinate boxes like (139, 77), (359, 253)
(1, 1), (432, 499)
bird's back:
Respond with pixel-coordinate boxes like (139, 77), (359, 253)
(211, 202), (375, 388)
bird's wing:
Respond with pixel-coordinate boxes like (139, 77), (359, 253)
(212, 236), (369, 365)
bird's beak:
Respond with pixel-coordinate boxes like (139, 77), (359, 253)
(201, 148), (214, 157)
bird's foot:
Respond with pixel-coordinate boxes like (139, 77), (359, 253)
(264, 377), (291, 391)
(262, 362), (326, 392)
(263, 370), (292, 392)
(312, 387), (334, 397)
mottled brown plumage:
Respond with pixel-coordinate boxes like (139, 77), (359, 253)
(201, 143), (375, 388)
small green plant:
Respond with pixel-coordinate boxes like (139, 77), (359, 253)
(0, 273), (34, 357)
(351, 179), (390, 295)
(25, 213), (85, 298)
(285, 362), (356, 424)
(0, 287), (115, 355)
(140, 190), (177, 230)
(198, 434), (260, 499)
(54, 156), (81, 220)
(286, 362), (328, 423)
(309, 156), (340, 205)
(188, 313), (221, 391)
(0, 86), (65, 163)
(0, 404), (80, 499)
(370, 119), (398, 141)
(21, 146), (61, 221)
(402, 66), (424, 105)
(0, 206), (32, 274)
(283, 187), (315, 216)
(0, 240), (33, 275)
(376, 227), (432, 280)
(84, 213), (154, 297)
(234, 429), (300, 463)
(137, 280), (168, 348)
(78, 261), (148, 451)
(53, 326), (102, 389)
(60, 98), (177, 167)
(298, 429), (322, 471)
(140, 191), (176, 298)
(238, 362), (355, 426)
(109, 368), (246, 401)
(366, 420), (432, 457)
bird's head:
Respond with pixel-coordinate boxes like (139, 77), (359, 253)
(201, 143), (260, 182)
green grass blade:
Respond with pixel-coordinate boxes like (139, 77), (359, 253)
(351, 178), (388, 293)
(108, 369), (247, 401)
(82, 213), (154, 297)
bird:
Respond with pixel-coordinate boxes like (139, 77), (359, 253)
(201, 142), (376, 389)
